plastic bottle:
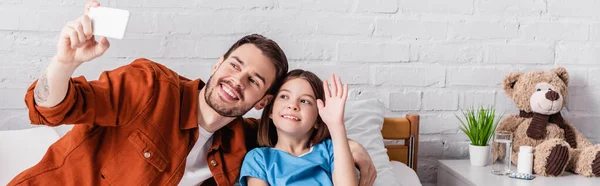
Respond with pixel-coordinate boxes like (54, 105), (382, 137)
(517, 146), (533, 174)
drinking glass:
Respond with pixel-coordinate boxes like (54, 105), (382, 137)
(491, 131), (513, 175)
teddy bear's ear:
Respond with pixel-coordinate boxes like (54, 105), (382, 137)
(551, 66), (569, 85)
(503, 72), (523, 96)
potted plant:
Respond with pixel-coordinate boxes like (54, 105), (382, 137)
(456, 106), (503, 166)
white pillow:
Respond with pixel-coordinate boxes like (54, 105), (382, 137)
(391, 161), (421, 186)
(390, 161), (421, 186)
(53, 125), (74, 137)
(344, 98), (398, 186)
(0, 115), (36, 131)
(0, 126), (60, 185)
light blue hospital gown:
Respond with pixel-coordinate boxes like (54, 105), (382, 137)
(239, 139), (335, 186)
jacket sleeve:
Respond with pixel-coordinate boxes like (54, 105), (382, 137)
(24, 58), (158, 127)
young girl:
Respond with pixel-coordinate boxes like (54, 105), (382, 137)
(239, 70), (357, 186)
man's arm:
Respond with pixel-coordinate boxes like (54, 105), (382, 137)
(25, 2), (156, 127)
(26, 1), (111, 126)
(27, 59), (161, 127)
(35, 1), (108, 108)
(246, 177), (269, 186)
(34, 59), (78, 108)
(349, 140), (377, 186)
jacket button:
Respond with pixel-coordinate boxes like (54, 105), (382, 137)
(144, 152), (151, 158)
(210, 160), (217, 166)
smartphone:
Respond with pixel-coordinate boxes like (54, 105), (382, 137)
(87, 7), (130, 40)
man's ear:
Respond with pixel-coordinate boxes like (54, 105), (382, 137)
(254, 95), (273, 110)
(551, 66), (569, 86)
(211, 56), (225, 75)
(503, 72), (523, 97)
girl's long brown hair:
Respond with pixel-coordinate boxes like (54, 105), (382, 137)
(257, 69), (330, 148)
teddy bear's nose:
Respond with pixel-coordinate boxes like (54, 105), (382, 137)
(545, 90), (560, 101)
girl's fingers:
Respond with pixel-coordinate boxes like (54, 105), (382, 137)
(342, 83), (348, 100)
(317, 99), (325, 110)
(329, 74), (337, 97)
(336, 76), (343, 97)
(323, 80), (331, 98)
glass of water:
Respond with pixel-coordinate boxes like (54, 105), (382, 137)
(491, 131), (512, 175)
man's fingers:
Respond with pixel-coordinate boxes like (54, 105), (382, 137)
(359, 171), (367, 186)
(93, 36), (110, 57)
(370, 166), (377, 185)
(81, 15), (93, 39)
(66, 26), (79, 49)
(359, 168), (371, 186)
(60, 25), (72, 42)
(357, 160), (367, 186)
(358, 163), (376, 186)
(369, 165), (377, 185)
(84, 1), (100, 14)
(70, 22), (86, 47)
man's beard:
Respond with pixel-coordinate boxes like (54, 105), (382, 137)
(204, 76), (255, 117)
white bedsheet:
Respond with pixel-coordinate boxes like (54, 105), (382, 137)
(390, 161), (422, 186)
(0, 127), (60, 185)
(1, 126), (424, 186)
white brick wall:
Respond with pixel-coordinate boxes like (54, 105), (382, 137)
(476, 0), (545, 16)
(1, 1), (600, 185)
(401, 0), (474, 15)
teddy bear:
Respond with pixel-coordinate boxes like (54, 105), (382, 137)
(493, 66), (600, 177)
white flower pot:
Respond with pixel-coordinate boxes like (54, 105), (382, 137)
(469, 144), (490, 166)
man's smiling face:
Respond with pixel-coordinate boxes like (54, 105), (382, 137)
(204, 43), (277, 117)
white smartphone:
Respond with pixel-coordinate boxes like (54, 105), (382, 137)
(87, 7), (130, 40)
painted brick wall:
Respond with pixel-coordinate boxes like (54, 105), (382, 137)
(1, 0), (600, 185)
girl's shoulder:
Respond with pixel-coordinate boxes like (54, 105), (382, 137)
(247, 146), (273, 156)
(246, 146), (289, 159)
(315, 138), (333, 147)
(312, 138), (334, 152)
(243, 147), (276, 164)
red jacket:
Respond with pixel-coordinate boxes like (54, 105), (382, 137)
(9, 58), (258, 186)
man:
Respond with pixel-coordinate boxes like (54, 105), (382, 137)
(9, 1), (377, 186)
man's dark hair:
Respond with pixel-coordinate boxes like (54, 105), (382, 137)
(223, 34), (288, 95)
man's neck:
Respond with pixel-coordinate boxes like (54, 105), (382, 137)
(197, 87), (236, 133)
(274, 133), (311, 156)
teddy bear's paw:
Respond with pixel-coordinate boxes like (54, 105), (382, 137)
(545, 145), (569, 176)
(573, 145), (600, 177)
(592, 153), (600, 177)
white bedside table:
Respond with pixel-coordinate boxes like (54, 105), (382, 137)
(437, 160), (600, 186)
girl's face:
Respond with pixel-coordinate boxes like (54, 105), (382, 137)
(270, 78), (319, 139)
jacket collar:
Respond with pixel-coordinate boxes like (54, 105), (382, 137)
(179, 78), (204, 130)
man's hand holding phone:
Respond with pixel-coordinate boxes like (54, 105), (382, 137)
(55, 1), (129, 66)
